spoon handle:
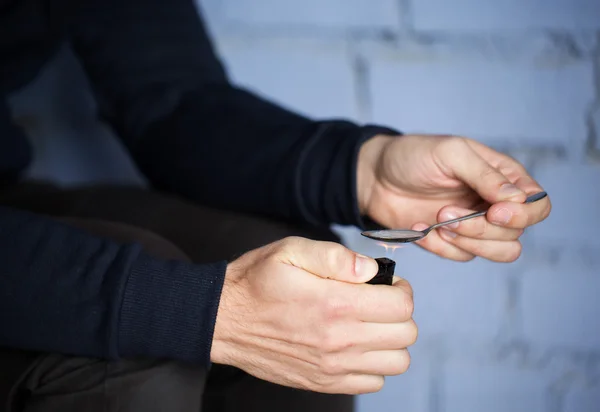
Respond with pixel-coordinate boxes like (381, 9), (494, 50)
(524, 191), (548, 203)
(427, 191), (547, 232)
(427, 210), (487, 232)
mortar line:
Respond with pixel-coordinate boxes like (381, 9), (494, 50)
(506, 273), (522, 336)
(585, 32), (600, 159)
(428, 349), (444, 412)
(350, 47), (373, 123)
(397, 0), (414, 36)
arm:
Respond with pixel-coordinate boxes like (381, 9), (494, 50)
(0, 206), (225, 365)
(68, 0), (398, 227)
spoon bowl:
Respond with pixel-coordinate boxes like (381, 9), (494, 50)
(361, 191), (548, 244)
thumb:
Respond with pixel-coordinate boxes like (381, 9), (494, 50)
(278, 237), (378, 283)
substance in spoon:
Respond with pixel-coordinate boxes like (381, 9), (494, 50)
(361, 191), (547, 244)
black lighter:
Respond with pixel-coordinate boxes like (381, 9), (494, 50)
(366, 257), (395, 285)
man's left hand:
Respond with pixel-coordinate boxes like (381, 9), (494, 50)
(356, 134), (551, 262)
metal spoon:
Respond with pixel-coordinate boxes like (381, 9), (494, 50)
(361, 191), (548, 244)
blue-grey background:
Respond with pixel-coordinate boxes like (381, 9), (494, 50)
(6, 0), (600, 411)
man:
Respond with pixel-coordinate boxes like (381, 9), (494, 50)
(0, 0), (551, 411)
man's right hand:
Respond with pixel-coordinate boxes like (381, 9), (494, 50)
(210, 236), (417, 395)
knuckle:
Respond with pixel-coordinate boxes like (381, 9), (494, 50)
(459, 253), (476, 262)
(507, 241), (522, 262)
(398, 351), (412, 374)
(404, 320), (419, 346)
(525, 209), (536, 227)
(277, 236), (301, 252)
(324, 244), (351, 273)
(472, 219), (488, 239)
(360, 377), (385, 394)
(445, 135), (468, 148)
(371, 377), (385, 393)
(478, 166), (498, 181)
(401, 293), (415, 320)
(321, 329), (353, 353)
(403, 280), (414, 298)
(468, 241), (485, 258)
(543, 200), (552, 220)
(321, 296), (353, 322)
(320, 355), (345, 376)
(513, 228), (525, 240)
(307, 372), (336, 390)
(395, 278), (413, 297)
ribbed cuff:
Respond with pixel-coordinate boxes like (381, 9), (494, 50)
(118, 252), (227, 365)
(297, 120), (400, 228)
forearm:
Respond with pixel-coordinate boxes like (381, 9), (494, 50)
(0, 206), (225, 365)
(127, 84), (396, 226)
(69, 0), (399, 227)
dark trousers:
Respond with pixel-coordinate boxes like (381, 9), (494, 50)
(0, 182), (354, 412)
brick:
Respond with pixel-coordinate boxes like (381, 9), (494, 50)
(564, 383), (600, 412)
(521, 261), (600, 350)
(218, 0), (400, 31)
(442, 360), (548, 412)
(369, 57), (594, 147)
(412, 0), (600, 32)
(357, 346), (431, 412)
(216, 38), (360, 119)
(345, 238), (509, 343)
(527, 163), (600, 251)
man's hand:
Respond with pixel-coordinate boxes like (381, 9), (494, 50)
(210, 237), (417, 394)
(357, 134), (551, 262)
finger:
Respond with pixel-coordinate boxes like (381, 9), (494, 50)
(351, 320), (418, 351)
(392, 276), (413, 298)
(465, 138), (547, 197)
(486, 194), (552, 229)
(437, 230), (523, 263)
(332, 375), (385, 395)
(278, 236), (379, 283)
(438, 206), (524, 241)
(466, 139), (539, 183)
(346, 349), (411, 376)
(349, 281), (414, 323)
(442, 139), (527, 204)
(412, 223), (476, 262)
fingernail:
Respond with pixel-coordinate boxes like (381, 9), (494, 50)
(491, 208), (512, 224)
(441, 212), (460, 229)
(355, 254), (378, 278)
(440, 228), (456, 239)
(499, 183), (524, 199)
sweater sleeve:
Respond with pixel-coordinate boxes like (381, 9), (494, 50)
(0, 206), (226, 365)
(68, 0), (399, 227)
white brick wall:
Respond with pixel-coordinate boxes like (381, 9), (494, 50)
(369, 59), (595, 148)
(219, 0), (401, 31)
(412, 0), (600, 32)
(565, 383), (600, 412)
(521, 262), (600, 350)
(9, 0), (600, 411)
(217, 37), (361, 119)
(527, 163), (600, 252)
(442, 360), (550, 412)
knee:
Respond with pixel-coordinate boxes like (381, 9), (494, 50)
(57, 217), (191, 262)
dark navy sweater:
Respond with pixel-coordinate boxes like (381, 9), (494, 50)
(0, 0), (397, 366)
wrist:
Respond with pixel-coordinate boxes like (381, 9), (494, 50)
(210, 261), (246, 366)
(356, 134), (395, 215)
